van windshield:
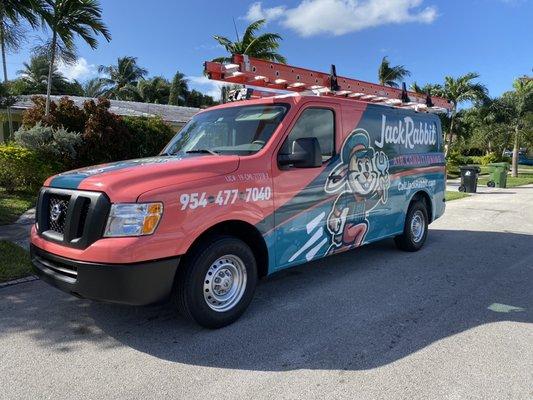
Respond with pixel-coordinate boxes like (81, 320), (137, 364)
(162, 104), (288, 156)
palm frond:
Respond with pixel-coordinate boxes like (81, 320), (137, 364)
(213, 19), (285, 64)
(242, 19), (266, 45)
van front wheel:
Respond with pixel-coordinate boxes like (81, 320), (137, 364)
(174, 235), (257, 329)
(394, 201), (428, 252)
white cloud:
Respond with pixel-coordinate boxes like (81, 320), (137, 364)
(187, 76), (227, 100)
(244, 0), (438, 37)
(57, 58), (97, 81)
(244, 2), (287, 22)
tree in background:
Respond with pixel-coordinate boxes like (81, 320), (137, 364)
(410, 82), (442, 95)
(168, 71), (188, 106)
(16, 54), (82, 96)
(439, 73), (488, 155)
(506, 78), (533, 176)
(461, 99), (511, 156)
(186, 89), (216, 108)
(213, 19), (286, 63)
(138, 76), (170, 104)
(98, 56), (147, 100)
(0, 0), (43, 136)
(82, 77), (106, 98)
(378, 56), (410, 88)
(39, 0), (111, 116)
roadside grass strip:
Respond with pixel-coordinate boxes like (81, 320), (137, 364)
(0, 241), (34, 284)
(0, 189), (37, 226)
(478, 172), (533, 188)
(445, 191), (470, 201)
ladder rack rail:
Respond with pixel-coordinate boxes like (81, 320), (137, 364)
(205, 54), (451, 113)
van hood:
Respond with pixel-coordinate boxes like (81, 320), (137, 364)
(45, 155), (240, 202)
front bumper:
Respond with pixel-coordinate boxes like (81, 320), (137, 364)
(30, 244), (179, 305)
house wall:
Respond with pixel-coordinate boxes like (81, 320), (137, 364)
(0, 110), (23, 143)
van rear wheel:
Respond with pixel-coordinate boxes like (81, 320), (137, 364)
(174, 235), (257, 329)
(394, 201), (428, 252)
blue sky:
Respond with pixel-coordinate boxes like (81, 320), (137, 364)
(8, 0), (533, 100)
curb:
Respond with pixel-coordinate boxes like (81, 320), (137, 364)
(0, 275), (39, 289)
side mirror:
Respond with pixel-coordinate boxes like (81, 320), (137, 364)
(278, 137), (322, 168)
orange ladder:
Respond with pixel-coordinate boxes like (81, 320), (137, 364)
(205, 54), (451, 113)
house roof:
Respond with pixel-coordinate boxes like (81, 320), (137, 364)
(11, 95), (200, 124)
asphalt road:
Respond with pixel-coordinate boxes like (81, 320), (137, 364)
(1, 186), (532, 400)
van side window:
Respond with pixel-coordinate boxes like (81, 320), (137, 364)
(281, 108), (334, 162)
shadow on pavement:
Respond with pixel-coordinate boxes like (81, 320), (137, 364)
(1, 229), (531, 371)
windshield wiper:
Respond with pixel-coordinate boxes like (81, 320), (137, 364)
(185, 149), (219, 156)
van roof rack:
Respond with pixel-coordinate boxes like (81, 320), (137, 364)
(204, 54), (451, 113)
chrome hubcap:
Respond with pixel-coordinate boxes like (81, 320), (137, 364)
(411, 211), (425, 243)
(203, 255), (247, 312)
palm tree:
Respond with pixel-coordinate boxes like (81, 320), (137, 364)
(82, 77), (106, 97)
(213, 19), (286, 63)
(410, 82), (442, 95)
(98, 56), (147, 100)
(137, 76), (170, 104)
(40, 0), (111, 116)
(441, 73), (488, 155)
(378, 56), (410, 88)
(17, 54), (67, 94)
(168, 71), (188, 106)
(0, 0), (43, 136)
(507, 78), (533, 176)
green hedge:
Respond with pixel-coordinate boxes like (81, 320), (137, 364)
(447, 151), (511, 167)
(0, 144), (55, 193)
(1, 97), (181, 193)
(123, 116), (175, 159)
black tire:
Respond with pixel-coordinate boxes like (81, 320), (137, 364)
(487, 181), (495, 188)
(394, 201), (429, 252)
(174, 235), (257, 329)
(458, 185), (466, 192)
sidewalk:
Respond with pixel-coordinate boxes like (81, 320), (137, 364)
(0, 208), (35, 250)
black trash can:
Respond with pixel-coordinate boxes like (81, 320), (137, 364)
(459, 165), (481, 193)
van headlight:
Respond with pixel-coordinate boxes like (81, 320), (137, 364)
(104, 203), (163, 237)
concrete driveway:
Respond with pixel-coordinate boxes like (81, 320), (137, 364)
(1, 186), (532, 400)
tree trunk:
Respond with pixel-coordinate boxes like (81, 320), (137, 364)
(0, 24), (13, 141)
(444, 106), (456, 157)
(511, 125), (519, 178)
(45, 32), (57, 117)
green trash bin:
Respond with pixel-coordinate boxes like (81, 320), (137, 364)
(487, 162), (509, 188)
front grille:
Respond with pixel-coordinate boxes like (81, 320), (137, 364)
(37, 188), (110, 249)
(48, 195), (70, 234)
(77, 199), (90, 238)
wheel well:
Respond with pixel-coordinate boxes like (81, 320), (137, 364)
(410, 191), (433, 222)
(184, 220), (269, 278)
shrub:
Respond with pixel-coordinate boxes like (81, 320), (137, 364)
(22, 96), (87, 133)
(20, 96), (178, 168)
(446, 150), (467, 166)
(78, 98), (133, 165)
(470, 153), (510, 165)
(0, 144), (54, 193)
(123, 116), (175, 158)
(14, 122), (82, 170)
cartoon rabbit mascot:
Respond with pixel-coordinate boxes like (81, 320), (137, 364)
(325, 129), (390, 253)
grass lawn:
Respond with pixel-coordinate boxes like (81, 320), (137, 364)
(446, 191), (470, 201)
(0, 241), (33, 283)
(0, 189), (37, 225)
(478, 172), (533, 188)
